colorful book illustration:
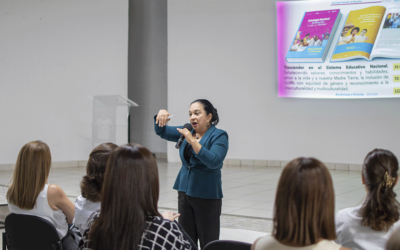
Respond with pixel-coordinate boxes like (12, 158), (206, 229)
(331, 5), (400, 62)
(286, 9), (342, 63)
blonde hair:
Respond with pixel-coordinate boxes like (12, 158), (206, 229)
(7, 141), (52, 209)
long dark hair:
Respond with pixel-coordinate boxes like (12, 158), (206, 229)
(88, 143), (161, 250)
(80, 143), (117, 202)
(273, 158), (336, 246)
(7, 141), (51, 209)
(191, 99), (219, 125)
(359, 149), (400, 231)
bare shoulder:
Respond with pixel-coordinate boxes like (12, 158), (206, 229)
(47, 184), (66, 199)
(250, 237), (262, 250)
(340, 247), (352, 250)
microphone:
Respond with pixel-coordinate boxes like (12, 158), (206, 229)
(175, 123), (193, 149)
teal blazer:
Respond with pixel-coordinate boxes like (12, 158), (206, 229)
(154, 119), (229, 199)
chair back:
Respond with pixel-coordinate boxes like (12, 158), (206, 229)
(204, 240), (251, 250)
(3, 213), (61, 250)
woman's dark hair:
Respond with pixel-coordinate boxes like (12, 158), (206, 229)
(80, 143), (117, 203)
(191, 99), (219, 125)
(359, 149), (400, 231)
(87, 143), (161, 250)
(6, 140), (51, 209)
(351, 27), (360, 33)
(273, 158), (336, 246)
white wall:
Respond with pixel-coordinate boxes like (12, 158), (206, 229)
(0, 0), (128, 164)
(167, 0), (400, 165)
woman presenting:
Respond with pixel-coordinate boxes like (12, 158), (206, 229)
(154, 99), (229, 249)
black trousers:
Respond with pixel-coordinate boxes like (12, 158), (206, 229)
(178, 191), (222, 249)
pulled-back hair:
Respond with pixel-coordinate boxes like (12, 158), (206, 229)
(191, 99), (219, 125)
(87, 143), (161, 250)
(7, 141), (52, 209)
(359, 149), (400, 231)
(80, 143), (117, 202)
(273, 158), (336, 246)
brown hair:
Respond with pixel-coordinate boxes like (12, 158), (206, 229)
(386, 227), (400, 250)
(359, 149), (400, 231)
(273, 157), (336, 246)
(6, 141), (52, 209)
(87, 143), (161, 250)
(80, 143), (117, 202)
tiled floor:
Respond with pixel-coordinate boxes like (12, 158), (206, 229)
(1, 159), (398, 246)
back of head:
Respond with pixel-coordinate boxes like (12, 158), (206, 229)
(88, 143), (161, 250)
(80, 143), (117, 202)
(273, 157), (336, 246)
(6, 140), (51, 209)
(359, 149), (400, 231)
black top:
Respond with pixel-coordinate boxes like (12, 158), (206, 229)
(184, 142), (193, 163)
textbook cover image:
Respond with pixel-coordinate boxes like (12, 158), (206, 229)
(331, 5), (400, 62)
(285, 9), (342, 63)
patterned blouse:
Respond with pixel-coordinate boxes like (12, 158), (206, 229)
(79, 211), (196, 250)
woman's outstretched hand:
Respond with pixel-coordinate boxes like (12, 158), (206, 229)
(156, 109), (171, 127)
(162, 211), (180, 221)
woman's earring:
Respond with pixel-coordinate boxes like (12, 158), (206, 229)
(207, 122), (210, 128)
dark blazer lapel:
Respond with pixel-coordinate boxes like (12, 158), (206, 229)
(189, 126), (216, 163)
(198, 125), (216, 146)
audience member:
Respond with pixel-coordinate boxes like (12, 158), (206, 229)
(79, 143), (197, 250)
(6, 140), (80, 250)
(251, 158), (350, 250)
(73, 142), (117, 235)
(336, 149), (400, 250)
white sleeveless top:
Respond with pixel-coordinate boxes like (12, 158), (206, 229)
(73, 195), (101, 236)
(335, 205), (400, 250)
(8, 184), (68, 239)
(254, 235), (341, 250)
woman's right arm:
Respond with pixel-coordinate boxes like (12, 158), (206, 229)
(154, 109), (182, 142)
(47, 184), (75, 224)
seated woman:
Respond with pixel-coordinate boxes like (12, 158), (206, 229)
(251, 158), (350, 250)
(79, 143), (197, 250)
(7, 140), (80, 249)
(73, 142), (117, 235)
(336, 149), (400, 250)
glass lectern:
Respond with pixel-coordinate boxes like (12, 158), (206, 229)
(92, 95), (138, 148)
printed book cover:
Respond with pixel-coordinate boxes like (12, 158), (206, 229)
(286, 9), (342, 63)
(331, 5), (400, 62)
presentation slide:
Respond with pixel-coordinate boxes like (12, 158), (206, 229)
(277, 0), (400, 98)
